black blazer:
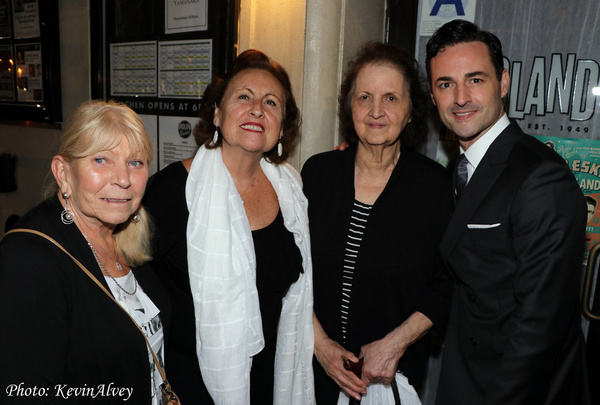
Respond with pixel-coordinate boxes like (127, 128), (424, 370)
(436, 123), (589, 405)
(302, 146), (453, 402)
(0, 197), (171, 404)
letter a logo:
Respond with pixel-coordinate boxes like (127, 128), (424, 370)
(430, 0), (465, 16)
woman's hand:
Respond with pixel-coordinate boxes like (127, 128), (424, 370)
(359, 312), (433, 386)
(359, 334), (406, 386)
(313, 313), (367, 400)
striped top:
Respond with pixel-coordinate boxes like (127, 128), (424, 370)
(341, 200), (373, 344)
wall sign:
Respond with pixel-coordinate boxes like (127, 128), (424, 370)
(91, 0), (237, 173)
(0, 0), (61, 122)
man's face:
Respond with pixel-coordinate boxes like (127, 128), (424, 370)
(429, 41), (509, 150)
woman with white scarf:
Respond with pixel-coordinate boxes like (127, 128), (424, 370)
(144, 49), (315, 405)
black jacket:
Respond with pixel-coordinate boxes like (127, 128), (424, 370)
(437, 123), (589, 405)
(0, 197), (171, 404)
(302, 146), (453, 403)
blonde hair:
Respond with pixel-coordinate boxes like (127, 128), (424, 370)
(56, 100), (153, 265)
(59, 100), (152, 164)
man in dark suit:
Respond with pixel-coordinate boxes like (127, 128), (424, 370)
(426, 20), (589, 404)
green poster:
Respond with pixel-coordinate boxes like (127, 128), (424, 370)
(533, 135), (600, 262)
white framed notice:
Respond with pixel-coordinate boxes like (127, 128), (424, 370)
(165, 0), (207, 34)
(139, 114), (159, 175)
(110, 41), (157, 96)
(158, 39), (211, 98)
(158, 115), (199, 169)
(12, 0), (40, 38)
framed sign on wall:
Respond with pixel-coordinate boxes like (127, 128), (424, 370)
(91, 0), (238, 174)
(0, 0), (62, 122)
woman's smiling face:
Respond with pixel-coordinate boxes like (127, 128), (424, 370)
(61, 137), (149, 230)
(214, 68), (285, 156)
(351, 63), (412, 148)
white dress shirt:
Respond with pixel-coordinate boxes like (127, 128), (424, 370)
(460, 113), (510, 183)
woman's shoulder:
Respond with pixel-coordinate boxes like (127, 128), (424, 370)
(402, 150), (449, 177)
(147, 161), (188, 187)
(305, 148), (349, 164)
(143, 161), (189, 225)
(397, 151), (452, 198)
(1, 199), (76, 275)
(302, 148), (352, 177)
(7, 198), (60, 235)
(144, 161), (188, 203)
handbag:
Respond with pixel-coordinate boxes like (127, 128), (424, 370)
(337, 372), (422, 405)
(5, 229), (181, 405)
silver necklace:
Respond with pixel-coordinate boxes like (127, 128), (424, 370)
(87, 242), (137, 296)
(236, 177), (255, 205)
(86, 238), (123, 271)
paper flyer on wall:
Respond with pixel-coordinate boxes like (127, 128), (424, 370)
(165, 0), (207, 34)
(0, 0), (11, 38)
(158, 115), (199, 170)
(110, 41), (157, 97)
(0, 44), (14, 100)
(158, 39), (211, 98)
(533, 135), (600, 262)
(12, 0), (39, 38)
(139, 114), (159, 175)
(14, 42), (42, 102)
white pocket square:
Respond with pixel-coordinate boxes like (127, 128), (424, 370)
(467, 223), (501, 229)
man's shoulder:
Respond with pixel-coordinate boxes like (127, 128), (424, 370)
(502, 124), (567, 169)
(501, 125), (583, 206)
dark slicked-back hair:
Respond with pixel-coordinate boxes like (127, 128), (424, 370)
(425, 19), (505, 85)
(338, 42), (428, 149)
(193, 49), (300, 164)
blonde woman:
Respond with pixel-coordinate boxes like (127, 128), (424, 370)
(0, 100), (171, 404)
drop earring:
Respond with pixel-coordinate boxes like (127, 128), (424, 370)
(212, 128), (219, 145)
(60, 192), (74, 225)
(277, 135), (283, 157)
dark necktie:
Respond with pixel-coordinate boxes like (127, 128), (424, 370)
(455, 154), (469, 200)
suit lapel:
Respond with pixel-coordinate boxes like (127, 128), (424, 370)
(440, 124), (522, 262)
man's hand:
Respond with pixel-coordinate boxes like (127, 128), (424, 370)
(333, 141), (350, 151)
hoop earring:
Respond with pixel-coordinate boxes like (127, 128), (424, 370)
(60, 193), (74, 225)
(212, 128), (219, 145)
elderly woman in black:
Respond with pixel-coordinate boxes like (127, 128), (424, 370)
(144, 49), (314, 404)
(0, 100), (170, 404)
(302, 42), (453, 403)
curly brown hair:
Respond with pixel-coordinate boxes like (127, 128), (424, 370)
(338, 42), (428, 150)
(193, 49), (301, 164)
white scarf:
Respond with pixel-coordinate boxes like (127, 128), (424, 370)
(186, 146), (315, 405)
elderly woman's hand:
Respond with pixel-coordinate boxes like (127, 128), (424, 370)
(359, 311), (433, 386)
(315, 336), (368, 400)
(358, 334), (406, 386)
(313, 313), (367, 400)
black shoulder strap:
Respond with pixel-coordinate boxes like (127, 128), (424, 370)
(3, 228), (171, 387)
